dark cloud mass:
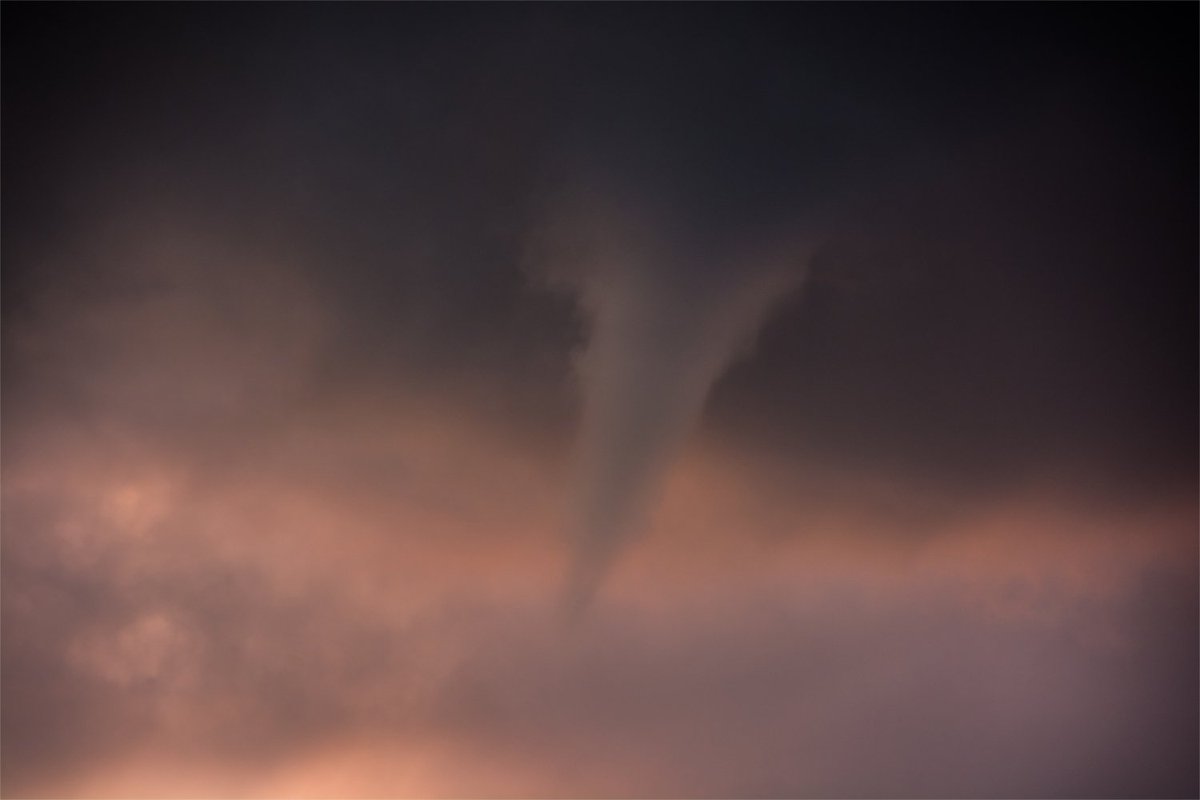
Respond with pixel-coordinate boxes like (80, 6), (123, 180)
(3, 3), (1196, 798)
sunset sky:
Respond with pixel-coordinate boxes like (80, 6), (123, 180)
(2, 4), (1197, 798)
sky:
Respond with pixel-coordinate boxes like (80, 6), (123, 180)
(2, 3), (1197, 798)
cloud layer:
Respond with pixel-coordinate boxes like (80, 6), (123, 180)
(3, 219), (1194, 795)
(3, 4), (1196, 797)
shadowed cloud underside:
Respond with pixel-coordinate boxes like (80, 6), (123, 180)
(3, 3), (1196, 797)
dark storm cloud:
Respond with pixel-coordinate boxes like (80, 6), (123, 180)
(2, 2), (1196, 797)
(710, 97), (1198, 503)
(5, 4), (1194, 501)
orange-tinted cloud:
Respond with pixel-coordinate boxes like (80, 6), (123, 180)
(4, 336), (1195, 796)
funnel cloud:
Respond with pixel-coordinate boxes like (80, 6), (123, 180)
(553, 192), (808, 611)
